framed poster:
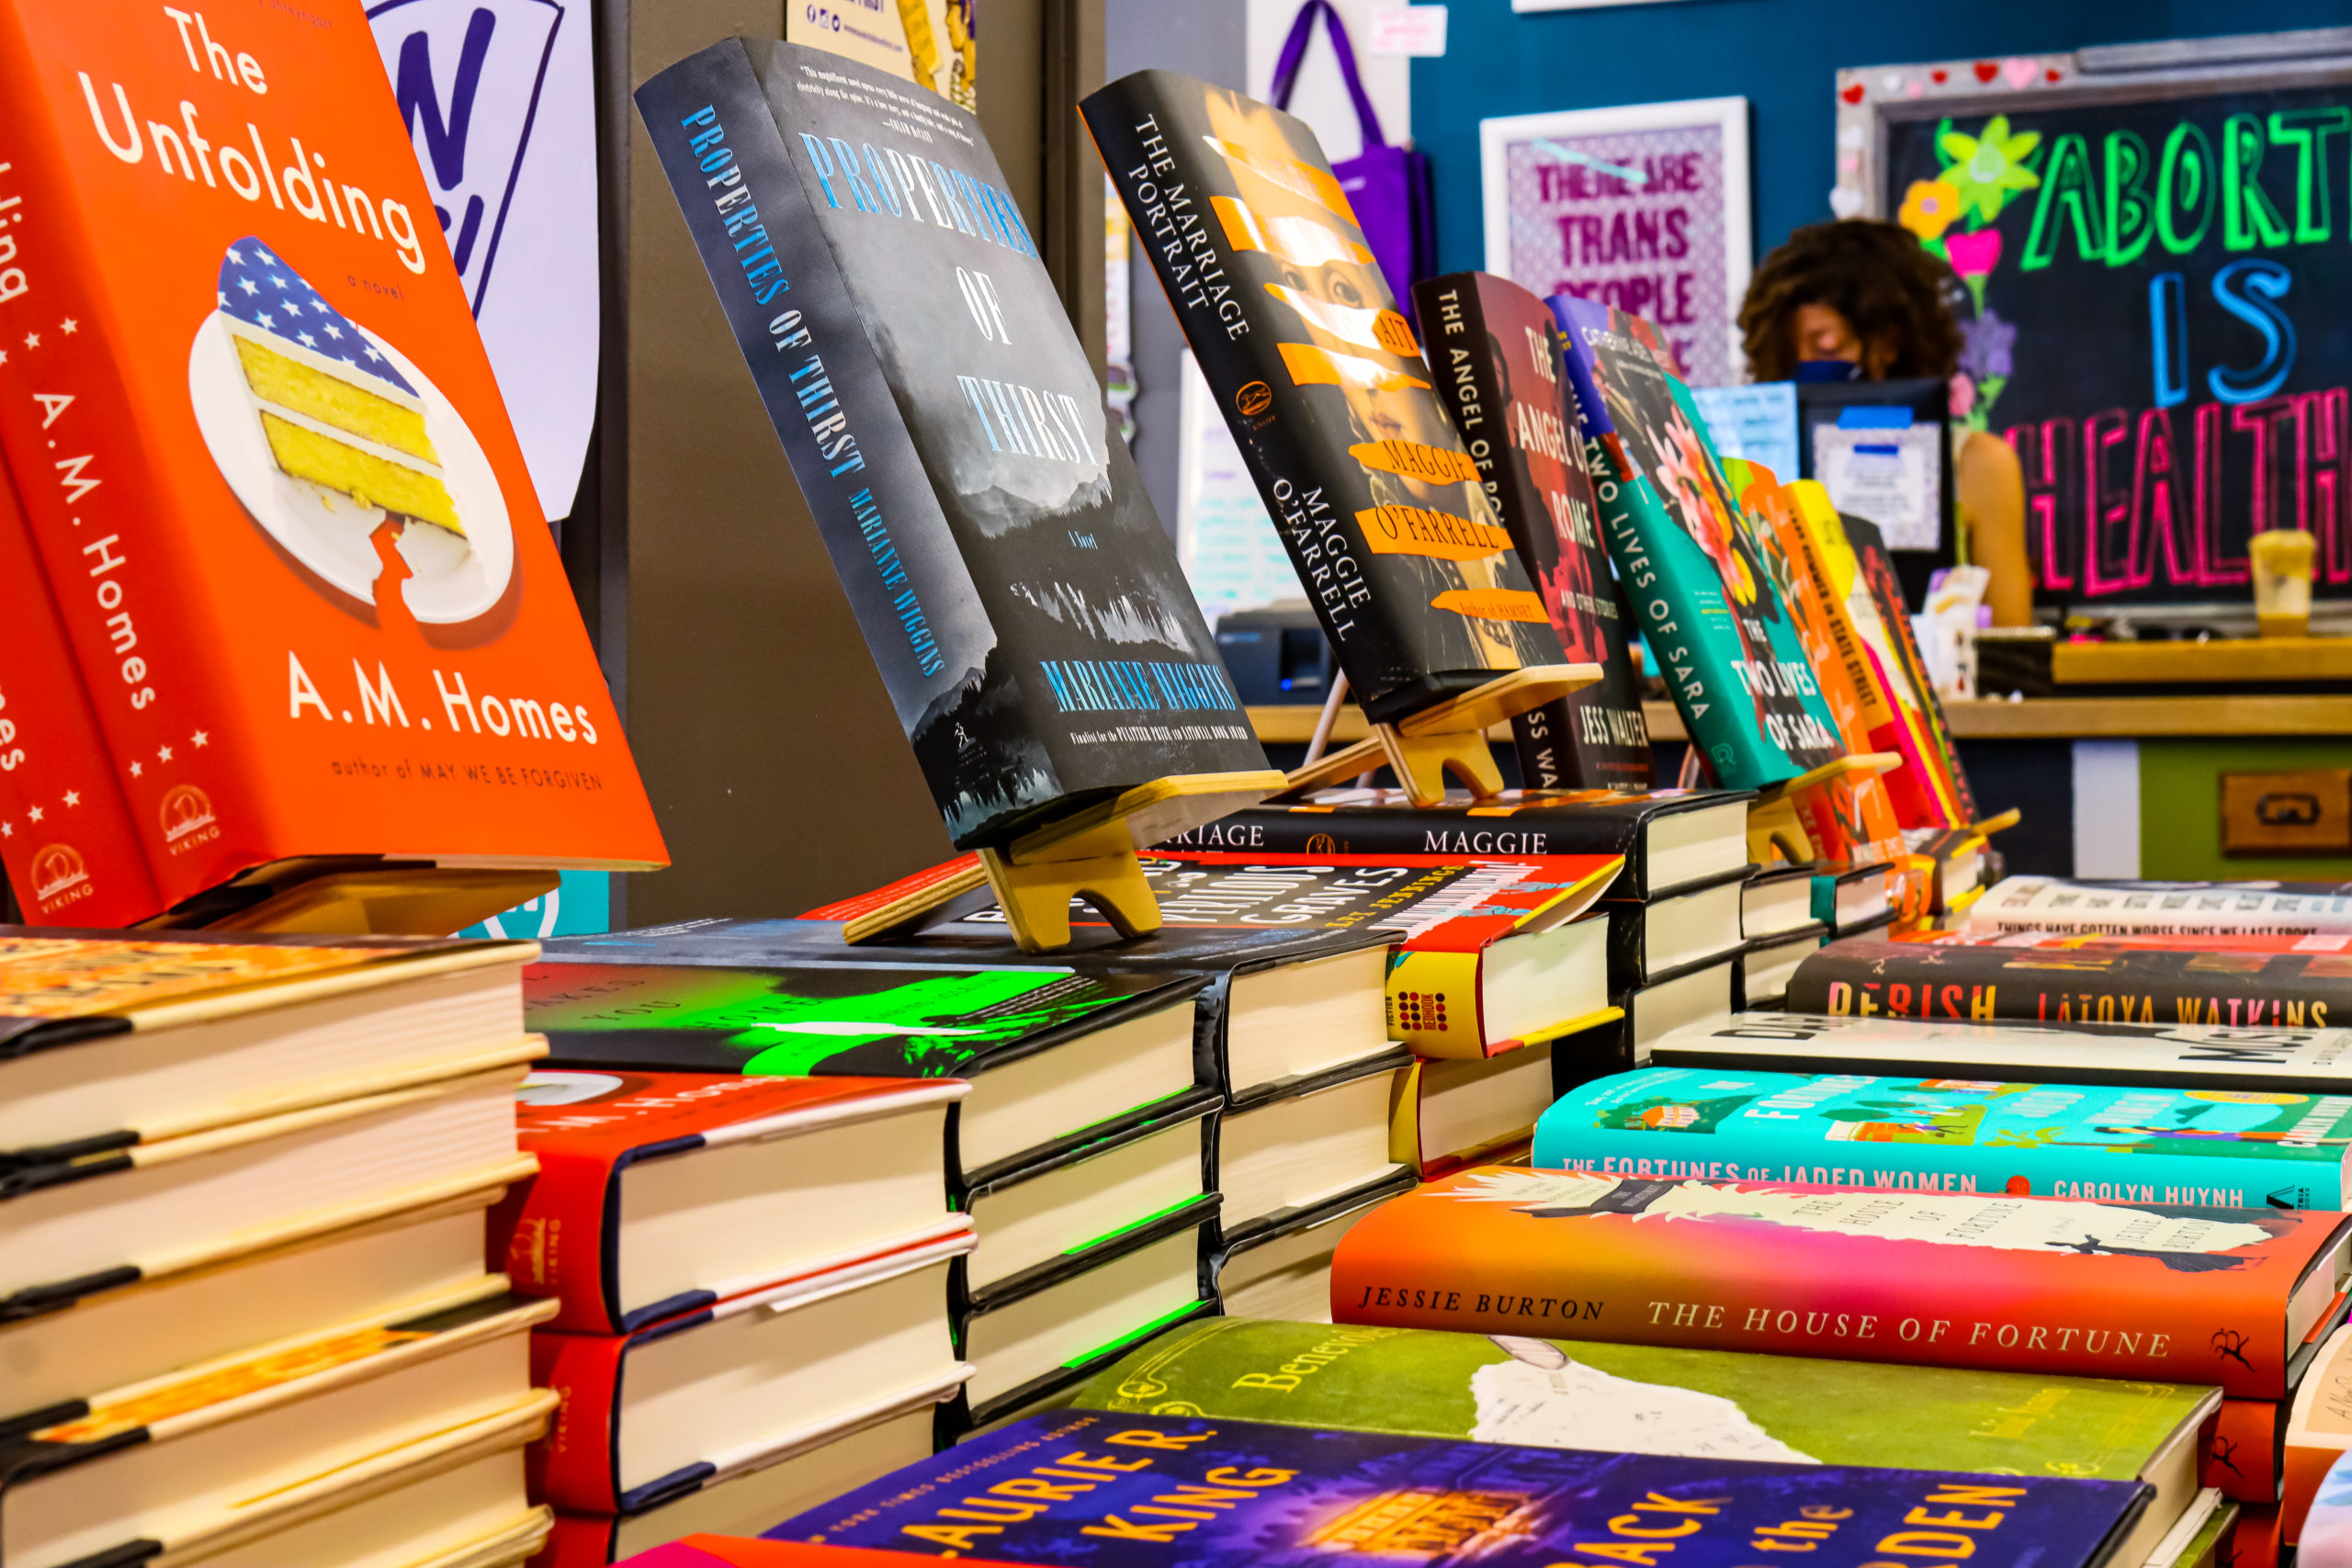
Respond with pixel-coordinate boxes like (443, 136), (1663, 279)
(1834, 30), (2352, 614)
(1480, 96), (1750, 385)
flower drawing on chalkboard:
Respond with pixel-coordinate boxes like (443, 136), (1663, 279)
(1953, 309), (2018, 434)
(1938, 114), (2041, 225)
(1945, 227), (2004, 314)
(1898, 178), (1962, 243)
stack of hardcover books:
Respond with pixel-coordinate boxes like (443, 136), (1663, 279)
(0, 928), (552, 1566)
(495, 1069), (979, 1563)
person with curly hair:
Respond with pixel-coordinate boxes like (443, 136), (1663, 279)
(1737, 220), (2031, 626)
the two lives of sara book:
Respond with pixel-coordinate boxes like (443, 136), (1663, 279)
(0, 2), (663, 924)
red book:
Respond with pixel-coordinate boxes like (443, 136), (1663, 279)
(529, 1233), (971, 1514)
(0, 458), (158, 922)
(1330, 1167), (2352, 1399)
(2209, 1397), (2283, 1506)
(494, 1069), (967, 1333)
(0, 1), (664, 919)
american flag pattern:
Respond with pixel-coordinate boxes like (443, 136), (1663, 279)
(216, 237), (417, 399)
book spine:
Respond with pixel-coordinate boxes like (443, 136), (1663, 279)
(1788, 953), (2351, 1029)
(488, 1142), (619, 1335)
(1532, 1106), (2341, 1211)
(527, 1328), (627, 1515)
(1330, 1182), (2293, 1396)
(0, 455), (161, 922)
(1085, 77), (1560, 725)
(0, 32), (258, 908)
(2209, 1396), (2281, 1504)
(539, 1513), (620, 1568)
(633, 44), (1039, 847)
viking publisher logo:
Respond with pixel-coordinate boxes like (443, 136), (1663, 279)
(28, 843), (93, 910)
(160, 784), (220, 854)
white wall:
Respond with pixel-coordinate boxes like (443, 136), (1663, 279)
(1245, 0), (1411, 164)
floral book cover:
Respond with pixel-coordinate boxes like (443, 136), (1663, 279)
(0, 1), (663, 915)
(1332, 1167), (2352, 1399)
(763, 1407), (2144, 1566)
(638, 42), (1264, 850)
(1085, 72), (1564, 725)
(1553, 296), (1842, 792)
(1413, 270), (1649, 790)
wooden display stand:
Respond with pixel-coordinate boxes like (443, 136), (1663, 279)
(141, 861), (563, 937)
(1744, 752), (1904, 864)
(1277, 665), (1600, 807)
(843, 769), (1290, 953)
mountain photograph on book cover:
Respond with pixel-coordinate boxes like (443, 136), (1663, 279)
(1084, 73), (1564, 723)
(0, 3), (663, 913)
(638, 42), (1263, 849)
(1415, 271), (1648, 789)
(770, 1408), (2145, 1566)
(1553, 297), (1841, 789)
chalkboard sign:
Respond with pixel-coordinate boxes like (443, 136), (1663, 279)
(1841, 34), (2352, 613)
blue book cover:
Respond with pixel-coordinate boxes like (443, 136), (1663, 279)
(768, 1409), (2142, 1564)
(1533, 1066), (2352, 1209)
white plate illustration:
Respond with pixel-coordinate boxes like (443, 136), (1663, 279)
(188, 308), (514, 623)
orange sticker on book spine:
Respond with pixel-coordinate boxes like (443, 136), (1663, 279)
(1431, 589), (1551, 624)
(1359, 507), (1512, 561)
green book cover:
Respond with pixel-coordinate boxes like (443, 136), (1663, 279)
(1553, 297), (1843, 791)
(1074, 1315), (2211, 1483)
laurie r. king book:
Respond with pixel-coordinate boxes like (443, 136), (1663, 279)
(639, 42), (1267, 848)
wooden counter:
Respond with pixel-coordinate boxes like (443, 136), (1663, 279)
(1248, 694), (2352, 746)
(2052, 636), (2352, 685)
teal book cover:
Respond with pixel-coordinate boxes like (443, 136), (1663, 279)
(1551, 297), (1842, 792)
(1533, 1066), (2352, 1209)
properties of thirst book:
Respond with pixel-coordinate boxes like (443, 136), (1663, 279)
(1553, 298), (1843, 791)
(766, 1408), (2147, 1567)
(1413, 271), (1649, 788)
(638, 41), (1267, 849)
(1084, 73), (1565, 724)
(0, 1), (664, 914)
(1331, 1168), (2352, 1399)
(1535, 1066), (2352, 1210)
(1074, 1314), (2217, 1486)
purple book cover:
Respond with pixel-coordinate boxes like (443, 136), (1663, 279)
(769, 1409), (2143, 1565)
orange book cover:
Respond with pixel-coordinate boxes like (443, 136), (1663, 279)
(1331, 1166), (2352, 1400)
(0, 0), (663, 919)
(0, 455), (160, 922)
(1721, 458), (1905, 866)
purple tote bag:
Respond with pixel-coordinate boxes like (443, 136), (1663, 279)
(1268, 0), (1436, 304)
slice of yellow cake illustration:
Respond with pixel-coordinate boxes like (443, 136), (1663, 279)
(217, 238), (463, 537)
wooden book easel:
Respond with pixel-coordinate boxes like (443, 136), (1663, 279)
(1745, 751), (1905, 863)
(144, 861), (564, 937)
(842, 769), (1289, 954)
(1276, 665), (1600, 807)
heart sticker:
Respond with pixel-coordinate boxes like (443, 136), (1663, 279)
(2003, 57), (2038, 89)
(1905, 82), (1926, 98)
(1829, 186), (1865, 219)
(1931, 69), (1949, 84)
(1882, 73), (1904, 91)
(1973, 61), (1998, 83)
(1840, 82), (1865, 104)
(2046, 67), (2063, 82)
